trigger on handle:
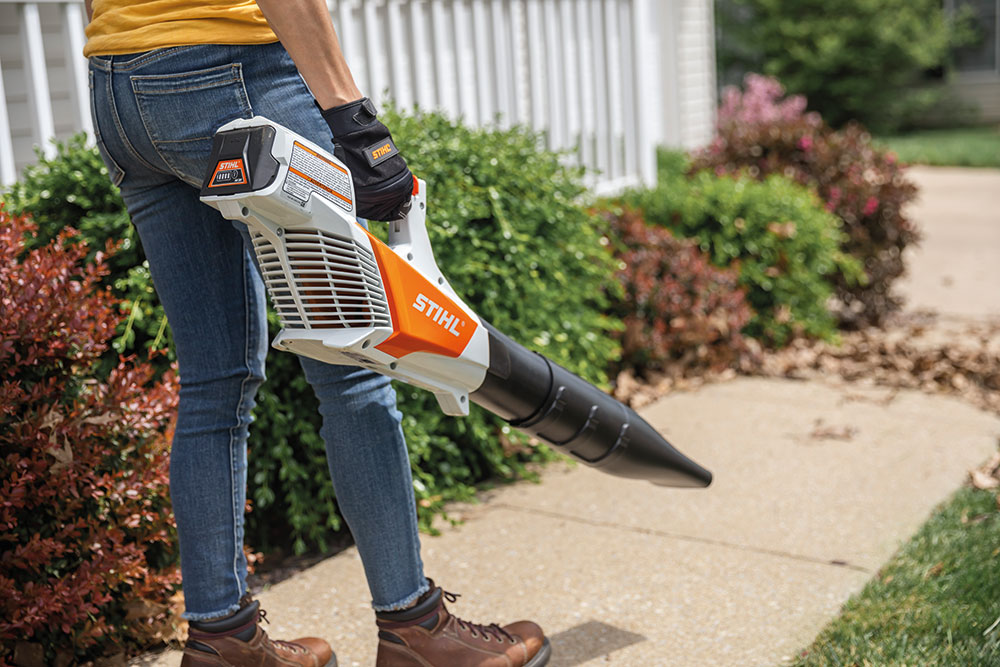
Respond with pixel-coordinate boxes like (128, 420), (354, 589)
(393, 176), (420, 234)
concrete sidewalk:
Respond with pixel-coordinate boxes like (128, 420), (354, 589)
(897, 166), (1000, 318)
(135, 381), (1000, 667)
(134, 167), (1000, 666)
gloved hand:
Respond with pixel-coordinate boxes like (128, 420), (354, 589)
(320, 97), (414, 221)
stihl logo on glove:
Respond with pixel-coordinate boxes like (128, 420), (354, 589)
(208, 158), (248, 187)
(413, 293), (464, 336)
(365, 138), (399, 167)
(371, 143), (393, 160)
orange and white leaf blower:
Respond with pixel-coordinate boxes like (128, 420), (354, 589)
(200, 117), (711, 488)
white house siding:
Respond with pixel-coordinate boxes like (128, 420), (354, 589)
(658, 0), (717, 151)
(0, 0), (719, 190)
(945, 0), (1000, 122)
(950, 76), (1000, 123)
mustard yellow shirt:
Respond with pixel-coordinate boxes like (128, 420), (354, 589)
(84, 0), (278, 57)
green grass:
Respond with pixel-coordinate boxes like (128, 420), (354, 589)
(792, 486), (1000, 666)
(876, 126), (1000, 168)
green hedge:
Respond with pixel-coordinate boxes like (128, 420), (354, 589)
(622, 151), (863, 346)
(3, 114), (620, 554)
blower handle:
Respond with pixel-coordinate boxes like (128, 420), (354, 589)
(384, 176), (464, 307)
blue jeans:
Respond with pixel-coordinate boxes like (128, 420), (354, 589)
(88, 42), (428, 620)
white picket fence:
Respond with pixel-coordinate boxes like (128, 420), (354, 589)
(0, 0), (717, 193)
(0, 0), (90, 184)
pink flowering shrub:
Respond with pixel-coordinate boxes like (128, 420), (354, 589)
(718, 73), (815, 128)
(694, 74), (920, 326)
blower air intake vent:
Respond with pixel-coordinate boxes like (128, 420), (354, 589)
(252, 229), (390, 330)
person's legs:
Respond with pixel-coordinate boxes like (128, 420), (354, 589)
(91, 42), (548, 666)
(90, 43), (427, 616)
(128, 180), (267, 618)
(297, 358), (427, 610)
(90, 50), (269, 619)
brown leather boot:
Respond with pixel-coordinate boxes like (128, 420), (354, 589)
(375, 582), (550, 667)
(180, 597), (336, 667)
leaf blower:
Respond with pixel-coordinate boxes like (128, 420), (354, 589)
(199, 117), (712, 488)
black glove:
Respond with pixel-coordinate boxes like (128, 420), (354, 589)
(320, 97), (413, 221)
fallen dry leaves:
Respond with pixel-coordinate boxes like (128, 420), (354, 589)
(614, 366), (742, 410)
(755, 312), (1000, 416)
(808, 418), (859, 442)
(615, 312), (1000, 415)
(614, 311), (1000, 505)
(970, 452), (1000, 491)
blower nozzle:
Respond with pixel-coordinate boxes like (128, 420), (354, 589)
(473, 324), (712, 488)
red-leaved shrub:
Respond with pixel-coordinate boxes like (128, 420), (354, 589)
(692, 74), (920, 326)
(0, 208), (180, 665)
(607, 207), (754, 374)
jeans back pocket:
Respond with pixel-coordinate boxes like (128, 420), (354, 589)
(89, 68), (126, 186)
(131, 63), (253, 185)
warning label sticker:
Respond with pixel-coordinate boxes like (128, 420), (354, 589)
(282, 142), (353, 212)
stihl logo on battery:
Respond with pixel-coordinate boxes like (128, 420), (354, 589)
(412, 294), (463, 336)
(208, 158), (248, 187)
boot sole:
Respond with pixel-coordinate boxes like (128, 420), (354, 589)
(525, 638), (551, 667)
(182, 653), (337, 667)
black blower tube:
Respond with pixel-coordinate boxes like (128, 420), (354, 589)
(470, 323), (712, 488)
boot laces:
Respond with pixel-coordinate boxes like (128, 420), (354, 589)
(442, 590), (516, 644)
(257, 607), (305, 654)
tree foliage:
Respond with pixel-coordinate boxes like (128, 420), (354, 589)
(717, 0), (966, 132)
